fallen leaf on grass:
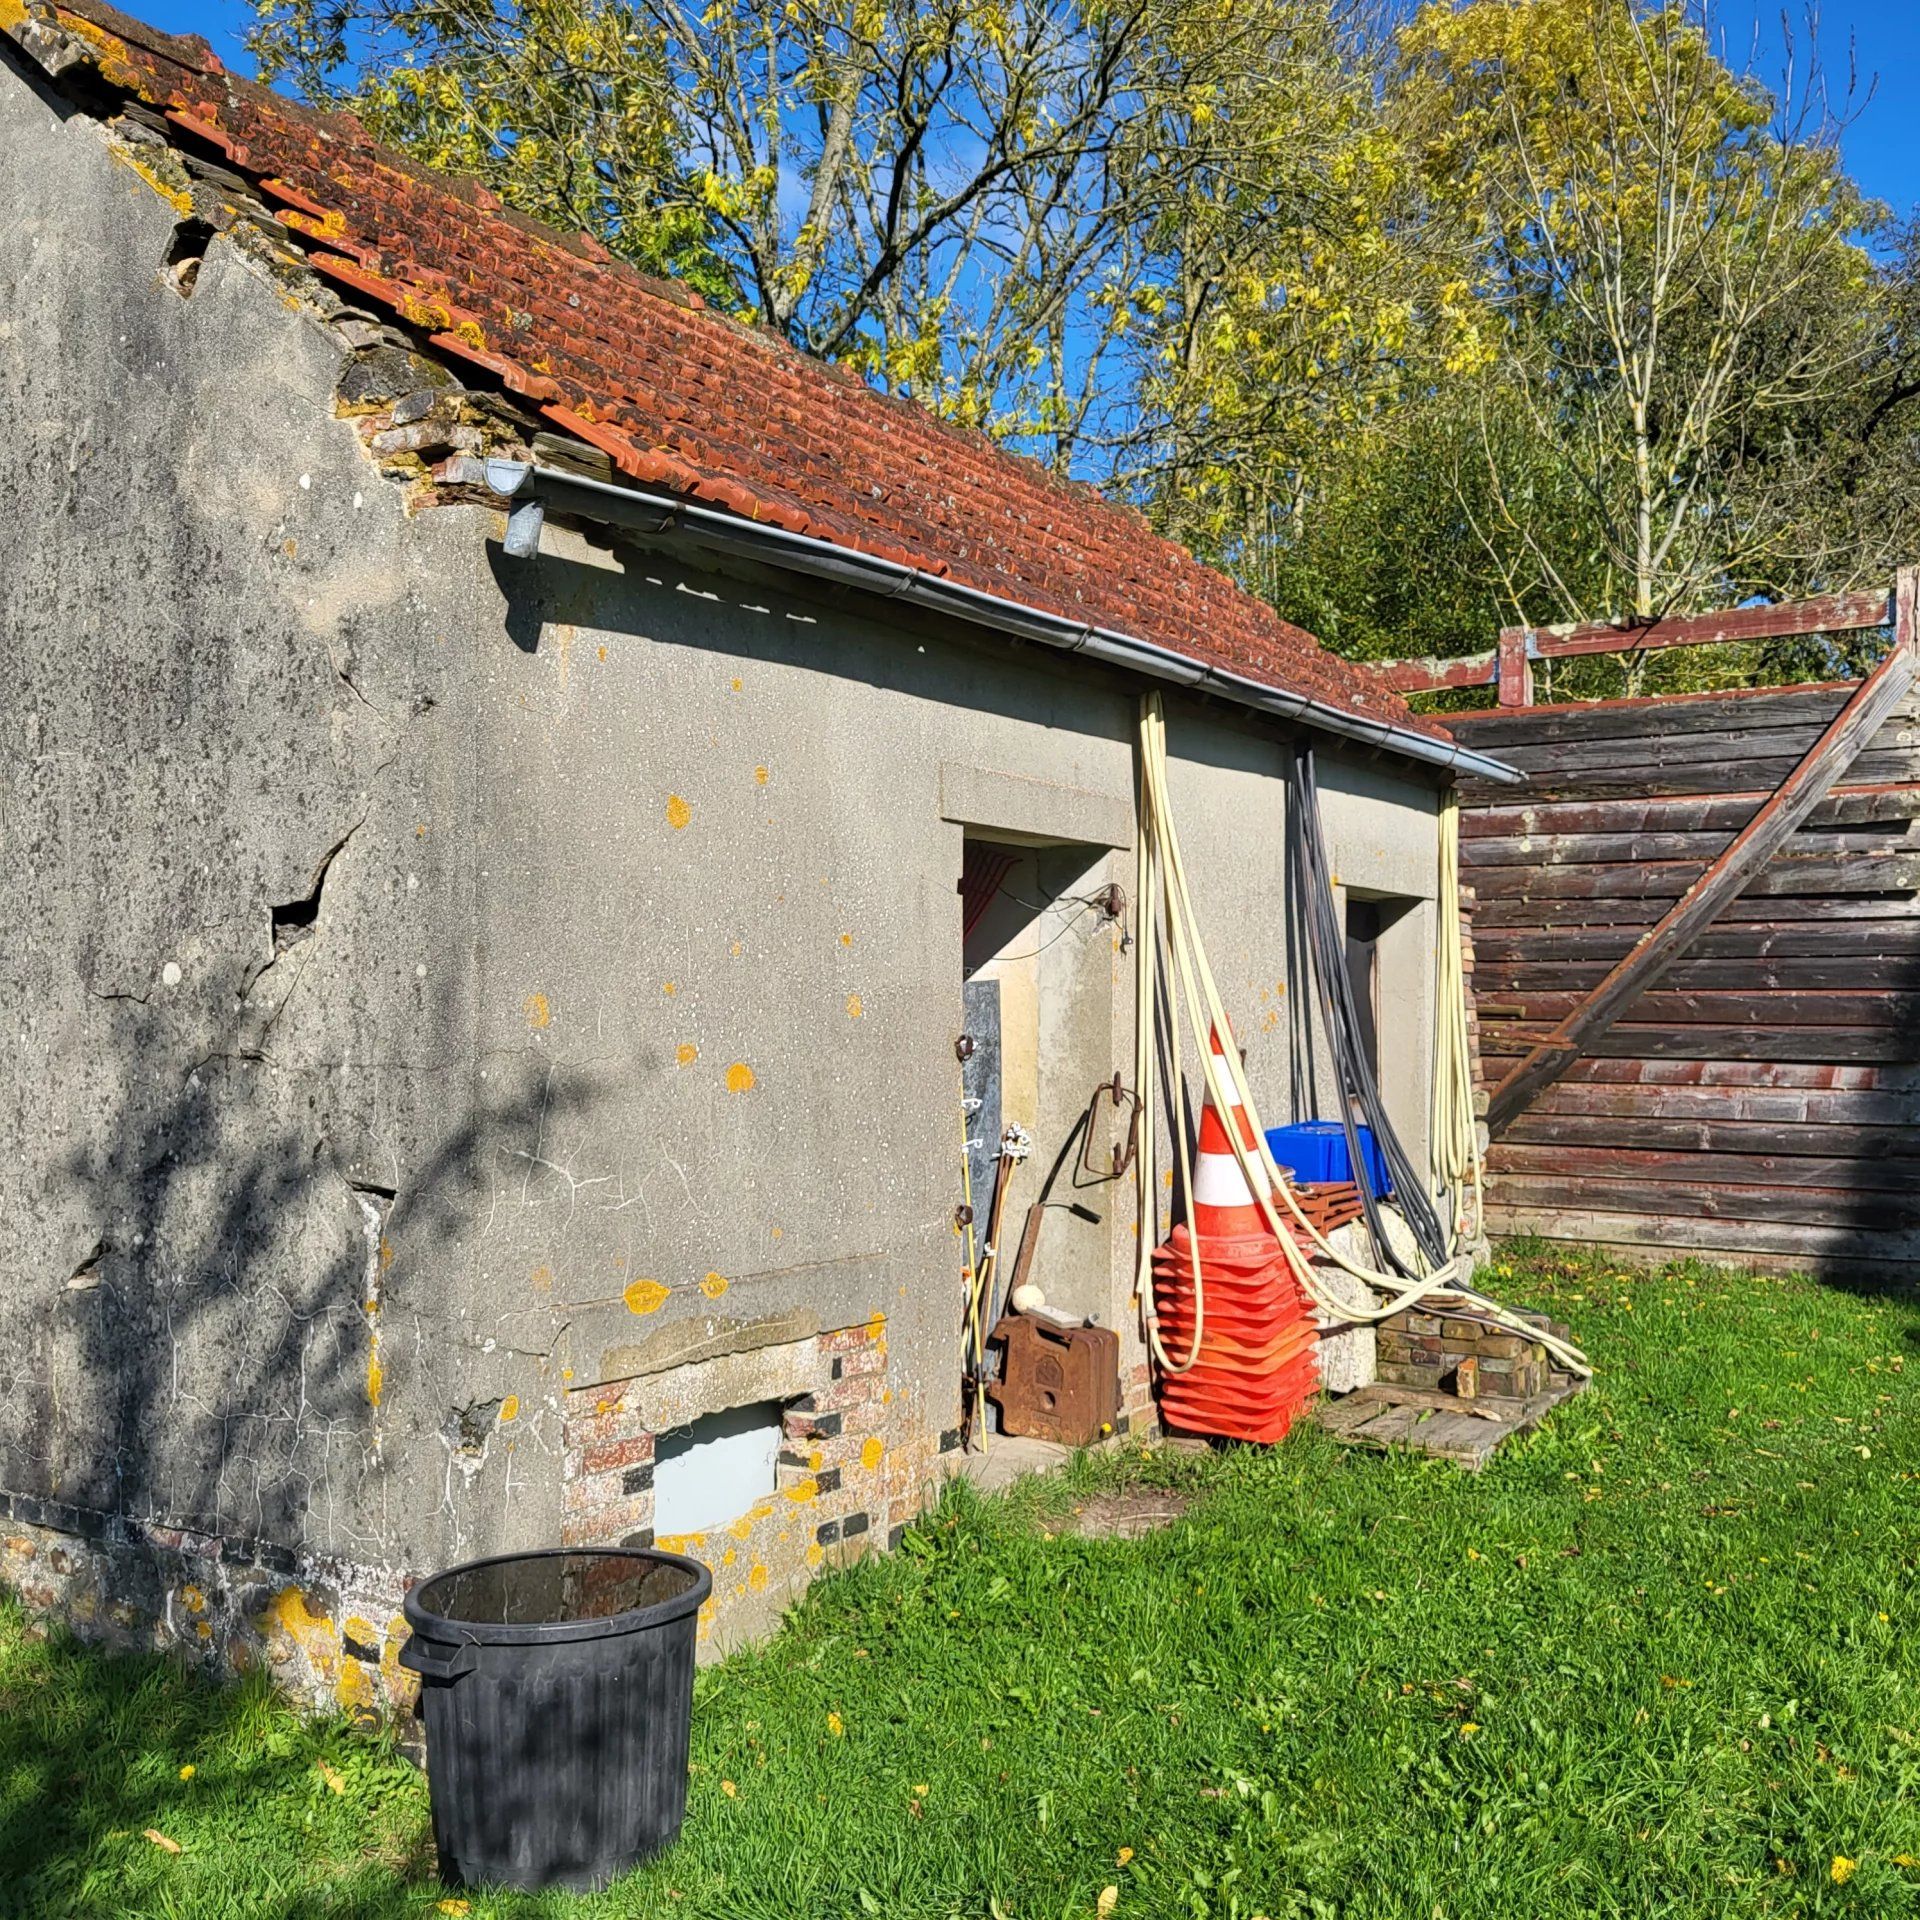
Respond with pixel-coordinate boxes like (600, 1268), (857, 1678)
(1097, 1887), (1118, 1917)
(436, 1902), (471, 1916)
(143, 1829), (181, 1854)
(1117, 1847), (1134, 1866)
(317, 1762), (346, 1795)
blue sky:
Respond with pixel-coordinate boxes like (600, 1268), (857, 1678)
(131, 0), (1920, 219)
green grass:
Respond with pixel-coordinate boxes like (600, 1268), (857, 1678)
(5, 1242), (1919, 1918)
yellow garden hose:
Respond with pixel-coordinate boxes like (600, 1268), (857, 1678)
(1431, 792), (1486, 1260)
(1132, 694), (1591, 1378)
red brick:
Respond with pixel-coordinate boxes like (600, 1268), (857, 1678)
(576, 1434), (654, 1477)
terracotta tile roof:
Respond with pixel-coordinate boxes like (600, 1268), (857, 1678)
(11, 0), (1439, 741)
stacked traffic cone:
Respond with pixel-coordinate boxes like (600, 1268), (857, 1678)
(1151, 1027), (1319, 1444)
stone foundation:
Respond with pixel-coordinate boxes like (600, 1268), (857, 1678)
(0, 1493), (417, 1719)
(0, 1314), (972, 1707)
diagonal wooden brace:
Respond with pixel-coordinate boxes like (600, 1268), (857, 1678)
(1485, 568), (1918, 1133)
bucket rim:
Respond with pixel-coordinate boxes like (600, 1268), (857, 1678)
(403, 1545), (712, 1648)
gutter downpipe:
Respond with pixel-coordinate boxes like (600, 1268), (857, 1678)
(472, 457), (1525, 788)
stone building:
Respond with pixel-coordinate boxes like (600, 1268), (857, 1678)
(0, 0), (1515, 1710)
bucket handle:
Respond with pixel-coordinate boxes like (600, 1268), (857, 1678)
(398, 1633), (478, 1684)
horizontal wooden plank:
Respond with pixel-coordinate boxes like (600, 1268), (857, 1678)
(1480, 1023), (1917, 1063)
(1525, 1080), (1920, 1126)
(1486, 1173), (1920, 1230)
(1492, 1134), (1920, 1187)
(1487, 1056), (1920, 1092)
(1470, 850), (1920, 901)
(1482, 1204), (1920, 1265)
(1471, 919), (1920, 964)
(1496, 590), (1896, 665)
(1372, 650), (1498, 695)
(1480, 988), (1920, 1028)
(1472, 890), (1920, 928)
(1461, 748), (1920, 805)
(1462, 784), (1920, 840)
(1477, 955), (1920, 993)
(1462, 824), (1915, 867)
(1483, 712), (1919, 778)
(1447, 681), (1865, 747)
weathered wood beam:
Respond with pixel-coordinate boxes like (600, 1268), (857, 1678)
(1372, 590), (1894, 708)
(1369, 650), (1498, 694)
(1483, 570), (1918, 1132)
(1512, 589), (1893, 666)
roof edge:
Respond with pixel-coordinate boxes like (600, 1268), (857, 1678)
(464, 458), (1527, 788)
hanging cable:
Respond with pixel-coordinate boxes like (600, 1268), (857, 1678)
(1283, 744), (1449, 1275)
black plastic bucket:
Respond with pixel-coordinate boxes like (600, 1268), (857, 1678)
(399, 1546), (712, 1891)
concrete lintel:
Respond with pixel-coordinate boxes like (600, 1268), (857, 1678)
(939, 761), (1132, 849)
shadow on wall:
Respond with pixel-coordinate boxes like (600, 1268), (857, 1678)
(4, 924), (603, 1673)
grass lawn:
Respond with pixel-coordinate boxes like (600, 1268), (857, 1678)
(3, 1240), (1918, 1918)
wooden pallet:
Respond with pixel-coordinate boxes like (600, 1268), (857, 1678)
(1307, 1374), (1584, 1469)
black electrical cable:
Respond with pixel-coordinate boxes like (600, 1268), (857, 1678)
(1282, 745), (1449, 1275)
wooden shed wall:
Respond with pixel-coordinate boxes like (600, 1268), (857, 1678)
(1446, 680), (1920, 1278)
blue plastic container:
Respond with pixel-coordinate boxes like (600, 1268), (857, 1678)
(1264, 1121), (1391, 1197)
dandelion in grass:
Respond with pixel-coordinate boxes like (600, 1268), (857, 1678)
(827, 1710), (844, 1737)
(1832, 1856), (1858, 1883)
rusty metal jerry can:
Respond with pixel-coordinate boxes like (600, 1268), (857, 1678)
(985, 1314), (1120, 1448)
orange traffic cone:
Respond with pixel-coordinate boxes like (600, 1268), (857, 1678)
(1189, 1025), (1276, 1241)
(1151, 1022), (1320, 1445)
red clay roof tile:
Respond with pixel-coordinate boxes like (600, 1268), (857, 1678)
(19, 0), (1439, 741)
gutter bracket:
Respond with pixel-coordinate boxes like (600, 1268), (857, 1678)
(503, 499), (546, 560)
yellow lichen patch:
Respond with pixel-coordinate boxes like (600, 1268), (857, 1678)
(722, 1547), (737, 1567)
(729, 940), (744, 957)
(499, 1395), (520, 1423)
(806, 1542), (825, 1569)
(808, 1447), (823, 1472)
(181, 1584), (206, 1613)
(623, 1278), (670, 1316)
(677, 1043), (699, 1066)
(727, 1502), (773, 1540)
(725, 1062), (757, 1094)
(265, 1587), (341, 1684)
(597, 645), (608, 662)
(861, 1436), (886, 1472)
(366, 1357), (383, 1408)
(663, 981), (678, 995)
(524, 992), (551, 1030)
(109, 144), (194, 218)
(194, 1619), (213, 1641)
(335, 1659), (376, 1713)
(784, 1477), (819, 1504)
(839, 932), (853, 947)
(665, 794), (692, 830)
(845, 994), (863, 1019)
(730, 678), (743, 691)
(701, 1271), (730, 1299)
(866, 1311), (887, 1342)
(530, 1264), (554, 1294)
(754, 766), (770, 786)
(748, 1564), (769, 1594)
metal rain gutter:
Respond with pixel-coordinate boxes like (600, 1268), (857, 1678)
(472, 457), (1526, 787)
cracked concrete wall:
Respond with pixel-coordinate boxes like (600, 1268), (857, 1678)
(1, 48), (1444, 1691)
(0, 53), (506, 1698)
